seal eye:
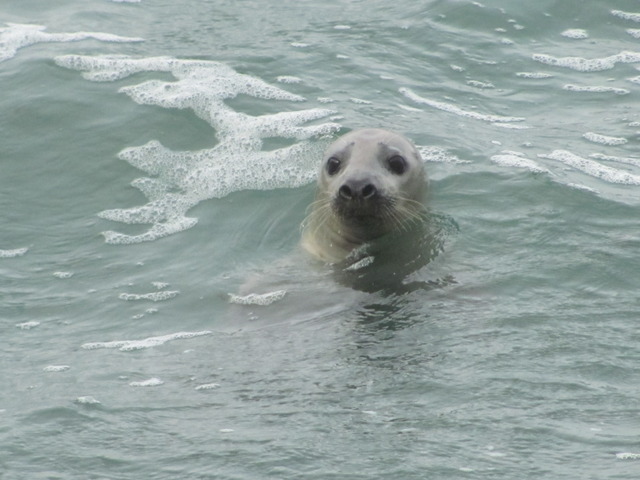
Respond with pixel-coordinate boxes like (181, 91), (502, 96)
(326, 157), (341, 176)
(387, 155), (407, 175)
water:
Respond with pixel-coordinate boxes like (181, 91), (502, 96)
(2, 0), (640, 478)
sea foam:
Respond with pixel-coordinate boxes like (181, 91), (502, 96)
(399, 87), (525, 125)
(0, 247), (29, 258)
(491, 152), (551, 174)
(532, 51), (640, 71)
(0, 23), (142, 63)
(538, 150), (640, 185)
(228, 290), (287, 306)
(55, 55), (340, 244)
(82, 331), (213, 351)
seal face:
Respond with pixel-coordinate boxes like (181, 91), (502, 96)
(301, 128), (427, 264)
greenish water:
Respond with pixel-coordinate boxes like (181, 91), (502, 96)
(2, 1), (640, 478)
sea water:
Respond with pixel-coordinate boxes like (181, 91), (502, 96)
(1, 1), (639, 479)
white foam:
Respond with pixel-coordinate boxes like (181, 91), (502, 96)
(350, 97), (372, 104)
(492, 123), (530, 130)
(195, 383), (221, 391)
(561, 29), (588, 39)
(119, 290), (179, 301)
(583, 132), (628, 146)
(130, 378), (164, 387)
(0, 247), (29, 258)
(276, 75), (302, 84)
(16, 321), (40, 330)
(612, 10), (640, 22)
(564, 84), (629, 95)
(590, 153), (640, 168)
(532, 51), (640, 72)
(228, 290), (286, 306)
(467, 80), (494, 89)
(53, 271), (74, 279)
(43, 365), (70, 372)
(344, 256), (375, 271)
(491, 152), (551, 174)
(567, 183), (599, 193)
(400, 87), (525, 124)
(417, 146), (470, 164)
(75, 396), (101, 405)
(616, 452), (640, 460)
(0, 23), (142, 63)
(56, 55), (340, 244)
(627, 29), (640, 39)
(82, 330), (212, 351)
(516, 72), (553, 79)
(538, 150), (640, 185)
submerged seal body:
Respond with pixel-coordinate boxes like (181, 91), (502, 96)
(301, 128), (428, 265)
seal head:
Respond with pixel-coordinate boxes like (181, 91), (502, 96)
(301, 128), (427, 264)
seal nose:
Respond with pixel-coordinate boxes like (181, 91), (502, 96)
(338, 179), (378, 200)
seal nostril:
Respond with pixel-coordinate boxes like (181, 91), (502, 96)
(361, 184), (376, 199)
(339, 184), (353, 199)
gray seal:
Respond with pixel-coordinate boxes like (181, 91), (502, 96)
(301, 128), (428, 264)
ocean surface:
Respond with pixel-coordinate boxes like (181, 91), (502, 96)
(1, 0), (640, 478)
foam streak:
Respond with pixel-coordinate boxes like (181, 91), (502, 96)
(56, 55), (341, 244)
(0, 23), (142, 63)
(399, 87), (525, 124)
(538, 150), (640, 185)
(82, 331), (213, 351)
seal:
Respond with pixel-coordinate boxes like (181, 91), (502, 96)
(301, 128), (428, 265)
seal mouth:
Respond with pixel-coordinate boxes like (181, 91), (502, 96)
(332, 194), (391, 228)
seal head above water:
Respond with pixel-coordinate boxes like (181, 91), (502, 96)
(301, 128), (428, 265)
